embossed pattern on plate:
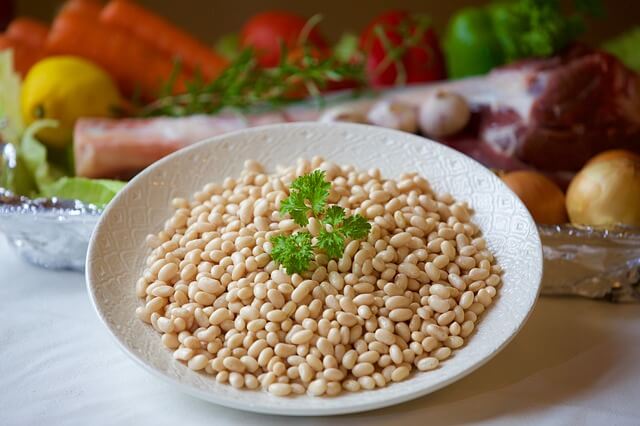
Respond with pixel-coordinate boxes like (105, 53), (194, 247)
(86, 122), (542, 416)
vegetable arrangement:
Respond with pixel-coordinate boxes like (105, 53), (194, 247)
(271, 170), (371, 274)
(0, 1), (450, 206)
(2, 0), (639, 228)
(0, 52), (124, 205)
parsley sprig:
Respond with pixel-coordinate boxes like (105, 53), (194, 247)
(270, 170), (371, 275)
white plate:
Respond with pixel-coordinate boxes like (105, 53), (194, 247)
(86, 122), (542, 416)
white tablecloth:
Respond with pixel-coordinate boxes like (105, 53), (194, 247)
(1, 235), (639, 426)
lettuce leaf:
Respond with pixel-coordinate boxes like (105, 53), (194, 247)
(0, 50), (23, 144)
(18, 120), (125, 206)
(0, 51), (34, 194)
(1, 142), (37, 196)
(19, 120), (66, 188)
(41, 177), (125, 206)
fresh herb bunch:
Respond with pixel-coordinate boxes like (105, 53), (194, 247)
(490, 0), (603, 61)
(270, 170), (371, 275)
(140, 46), (366, 117)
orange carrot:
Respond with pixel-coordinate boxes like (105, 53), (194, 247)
(58, 0), (103, 20)
(6, 18), (49, 49)
(46, 13), (187, 99)
(100, 0), (227, 80)
(0, 35), (43, 76)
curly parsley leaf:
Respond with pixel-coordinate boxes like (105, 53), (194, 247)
(340, 214), (372, 240)
(270, 232), (315, 275)
(279, 190), (310, 226)
(316, 229), (345, 259)
(270, 170), (372, 274)
(290, 169), (331, 216)
(323, 205), (345, 226)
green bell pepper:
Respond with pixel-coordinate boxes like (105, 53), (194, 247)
(444, 0), (601, 79)
(444, 7), (505, 79)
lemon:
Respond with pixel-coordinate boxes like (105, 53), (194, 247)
(21, 56), (122, 148)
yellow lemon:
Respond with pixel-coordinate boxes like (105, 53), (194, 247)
(21, 56), (122, 148)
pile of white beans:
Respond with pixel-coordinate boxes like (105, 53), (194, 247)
(136, 157), (501, 397)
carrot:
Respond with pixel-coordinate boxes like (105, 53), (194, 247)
(0, 35), (43, 76)
(100, 0), (227, 80)
(58, 0), (103, 20)
(6, 18), (49, 49)
(46, 13), (187, 99)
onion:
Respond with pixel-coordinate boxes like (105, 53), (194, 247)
(501, 171), (568, 224)
(566, 157), (640, 227)
(366, 100), (418, 133)
(585, 149), (640, 167)
(418, 90), (470, 138)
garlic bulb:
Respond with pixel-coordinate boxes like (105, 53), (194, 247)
(366, 100), (418, 133)
(418, 90), (470, 138)
(319, 103), (371, 124)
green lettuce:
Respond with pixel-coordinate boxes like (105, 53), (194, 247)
(41, 177), (125, 205)
(0, 50), (23, 144)
(18, 120), (125, 206)
(0, 50), (34, 195)
(19, 120), (66, 188)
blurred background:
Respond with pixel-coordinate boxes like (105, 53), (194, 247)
(4, 0), (639, 45)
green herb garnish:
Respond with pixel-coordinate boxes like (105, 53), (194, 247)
(140, 46), (365, 117)
(271, 170), (371, 275)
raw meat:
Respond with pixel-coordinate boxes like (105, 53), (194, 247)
(480, 46), (640, 171)
(74, 112), (287, 178)
(74, 46), (640, 178)
(389, 46), (640, 171)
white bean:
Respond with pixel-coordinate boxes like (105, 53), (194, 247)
(136, 158), (500, 397)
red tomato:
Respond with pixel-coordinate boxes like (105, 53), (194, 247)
(240, 11), (327, 68)
(360, 10), (446, 87)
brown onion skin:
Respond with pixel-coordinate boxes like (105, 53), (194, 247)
(501, 171), (568, 225)
(566, 157), (640, 227)
(585, 150), (640, 167)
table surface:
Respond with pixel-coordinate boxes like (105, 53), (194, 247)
(1, 236), (639, 426)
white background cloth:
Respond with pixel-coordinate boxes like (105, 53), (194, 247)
(1, 235), (638, 426)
